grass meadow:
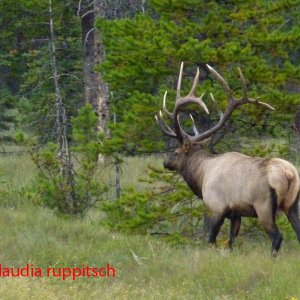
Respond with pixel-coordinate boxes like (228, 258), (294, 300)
(0, 145), (300, 299)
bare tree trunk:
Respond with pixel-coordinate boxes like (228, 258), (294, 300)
(295, 105), (300, 136)
(113, 113), (121, 198)
(115, 160), (121, 198)
(81, 0), (109, 136)
(49, 0), (77, 212)
(79, 0), (146, 136)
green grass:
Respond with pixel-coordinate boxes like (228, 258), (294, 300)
(0, 145), (36, 207)
(103, 155), (164, 194)
(0, 145), (163, 206)
(1, 146), (300, 299)
(0, 145), (36, 188)
(0, 206), (300, 299)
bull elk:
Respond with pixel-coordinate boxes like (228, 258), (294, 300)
(155, 62), (300, 257)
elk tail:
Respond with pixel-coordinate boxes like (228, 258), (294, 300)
(296, 190), (300, 218)
(269, 187), (278, 219)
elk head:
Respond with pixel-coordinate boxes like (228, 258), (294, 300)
(155, 62), (275, 172)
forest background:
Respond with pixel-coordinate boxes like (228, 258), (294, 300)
(0, 0), (300, 298)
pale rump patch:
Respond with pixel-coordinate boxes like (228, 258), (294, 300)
(267, 158), (300, 211)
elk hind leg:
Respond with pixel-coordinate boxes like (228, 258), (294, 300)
(267, 223), (283, 258)
(208, 212), (226, 246)
(228, 215), (241, 251)
(285, 192), (300, 242)
(255, 192), (283, 257)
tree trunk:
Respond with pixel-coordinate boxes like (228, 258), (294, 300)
(49, 0), (77, 213)
(81, 0), (109, 136)
(295, 105), (300, 136)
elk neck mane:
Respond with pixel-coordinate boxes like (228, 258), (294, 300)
(179, 147), (214, 197)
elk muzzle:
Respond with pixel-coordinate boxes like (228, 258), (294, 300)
(163, 152), (179, 171)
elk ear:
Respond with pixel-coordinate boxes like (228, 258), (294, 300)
(199, 137), (212, 147)
(183, 136), (191, 153)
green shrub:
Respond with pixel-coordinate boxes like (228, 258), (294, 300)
(29, 104), (108, 215)
(101, 164), (208, 244)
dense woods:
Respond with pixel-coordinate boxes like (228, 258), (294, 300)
(0, 0), (300, 235)
(1, 1), (300, 297)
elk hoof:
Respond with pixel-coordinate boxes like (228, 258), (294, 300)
(271, 249), (278, 259)
(210, 243), (217, 250)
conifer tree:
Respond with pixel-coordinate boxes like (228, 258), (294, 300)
(18, 1), (83, 140)
(98, 0), (300, 239)
(98, 0), (300, 154)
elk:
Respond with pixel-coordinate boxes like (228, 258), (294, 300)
(155, 62), (300, 257)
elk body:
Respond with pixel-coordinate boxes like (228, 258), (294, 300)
(155, 63), (300, 256)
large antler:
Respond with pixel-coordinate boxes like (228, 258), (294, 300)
(155, 62), (209, 142)
(155, 63), (275, 144)
(187, 65), (275, 142)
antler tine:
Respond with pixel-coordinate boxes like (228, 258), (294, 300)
(159, 111), (176, 134)
(190, 114), (200, 135)
(173, 63), (210, 116)
(237, 67), (275, 110)
(174, 93), (210, 115)
(237, 68), (275, 110)
(176, 114), (202, 140)
(183, 66), (209, 115)
(206, 64), (234, 101)
(237, 67), (247, 100)
(188, 92), (210, 115)
(176, 114), (185, 137)
(176, 62), (184, 100)
(210, 93), (224, 118)
(188, 67), (200, 97)
(198, 93), (209, 114)
(184, 67), (210, 114)
(257, 100), (275, 111)
(155, 112), (177, 138)
(163, 91), (173, 118)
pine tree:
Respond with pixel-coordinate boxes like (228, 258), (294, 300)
(98, 0), (300, 154)
(97, 0), (300, 241)
(18, 1), (83, 140)
(101, 164), (206, 243)
(0, 0), (48, 140)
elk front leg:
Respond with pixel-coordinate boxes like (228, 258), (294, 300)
(228, 215), (241, 250)
(208, 212), (226, 246)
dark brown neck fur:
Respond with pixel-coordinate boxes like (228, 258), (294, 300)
(179, 149), (212, 198)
